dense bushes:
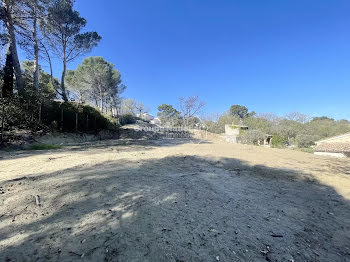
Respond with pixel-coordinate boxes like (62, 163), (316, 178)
(0, 97), (119, 133)
(270, 135), (287, 148)
(0, 97), (40, 130)
(41, 101), (119, 132)
(0, 95), (153, 136)
(205, 115), (241, 134)
(118, 114), (137, 126)
(295, 134), (319, 148)
(205, 120), (224, 134)
(240, 130), (265, 145)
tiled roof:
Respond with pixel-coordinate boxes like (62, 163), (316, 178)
(316, 133), (350, 144)
(314, 142), (350, 153)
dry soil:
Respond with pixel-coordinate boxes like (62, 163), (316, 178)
(0, 137), (349, 261)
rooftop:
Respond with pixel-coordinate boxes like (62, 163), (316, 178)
(314, 142), (350, 153)
(316, 133), (350, 144)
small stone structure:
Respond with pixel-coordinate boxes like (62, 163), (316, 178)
(224, 125), (248, 143)
(225, 125), (272, 146)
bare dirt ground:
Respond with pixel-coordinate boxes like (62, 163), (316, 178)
(0, 136), (349, 262)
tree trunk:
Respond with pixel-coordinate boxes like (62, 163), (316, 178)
(60, 108), (64, 130)
(60, 51), (68, 101)
(99, 85), (103, 111)
(75, 113), (78, 132)
(2, 47), (14, 98)
(110, 97), (116, 116)
(48, 57), (54, 87)
(3, 1), (24, 96)
(110, 97), (113, 115)
(32, 3), (39, 92)
(1, 101), (5, 144)
(41, 43), (54, 87)
(38, 102), (41, 122)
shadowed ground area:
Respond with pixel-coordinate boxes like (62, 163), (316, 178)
(0, 138), (349, 261)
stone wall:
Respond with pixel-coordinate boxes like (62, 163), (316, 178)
(314, 152), (347, 158)
(225, 125), (240, 143)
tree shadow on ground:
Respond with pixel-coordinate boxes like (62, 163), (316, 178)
(0, 155), (349, 262)
(0, 137), (211, 162)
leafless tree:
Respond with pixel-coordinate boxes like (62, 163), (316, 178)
(178, 95), (206, 126)
(202, 112), (222, 122)
(255, 112), (281, 122)
(134, 101), (150, 116)
(284, 112), (311, 124)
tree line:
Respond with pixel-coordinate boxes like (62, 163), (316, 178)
(156, 101), (350, 148)
(0, 0), (136, 136)
(157, 95), (206, 128)
(0, 0), (103, 101)
(204, 105), (350, 148)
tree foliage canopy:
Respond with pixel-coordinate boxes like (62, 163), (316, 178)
(157, 104), (181, 126)
(40, 0), (101, 100)
(229, 105), (255, 119)
(22, 60), (57, 99)
(66, 56), (125, 114)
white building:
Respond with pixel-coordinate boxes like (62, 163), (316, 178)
(150, 117), (161, 125)
(137, 113), (154, 121)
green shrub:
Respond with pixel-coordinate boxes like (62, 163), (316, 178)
(295, 134), (319, 148)
(28, 144), (62, 150)
(41, 101), (118, 132)
(271, 135), (287, 148)
(240, 129), (265, 145)
(1, 98), (119, 133)
(205, 120), (224, 134)
(118, 114), (136, 126)
(1, 97), (42, 130)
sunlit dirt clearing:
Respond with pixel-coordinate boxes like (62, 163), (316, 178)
(0, 138), (349, 261)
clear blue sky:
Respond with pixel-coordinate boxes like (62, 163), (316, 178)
(28, 0), (350, 119)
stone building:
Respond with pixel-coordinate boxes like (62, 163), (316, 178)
(224, 125), (272, 145)
(224, 125), (248, 143)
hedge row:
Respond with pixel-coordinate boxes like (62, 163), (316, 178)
(0, 98), (119, 133)
(41, 101), (119, 132)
